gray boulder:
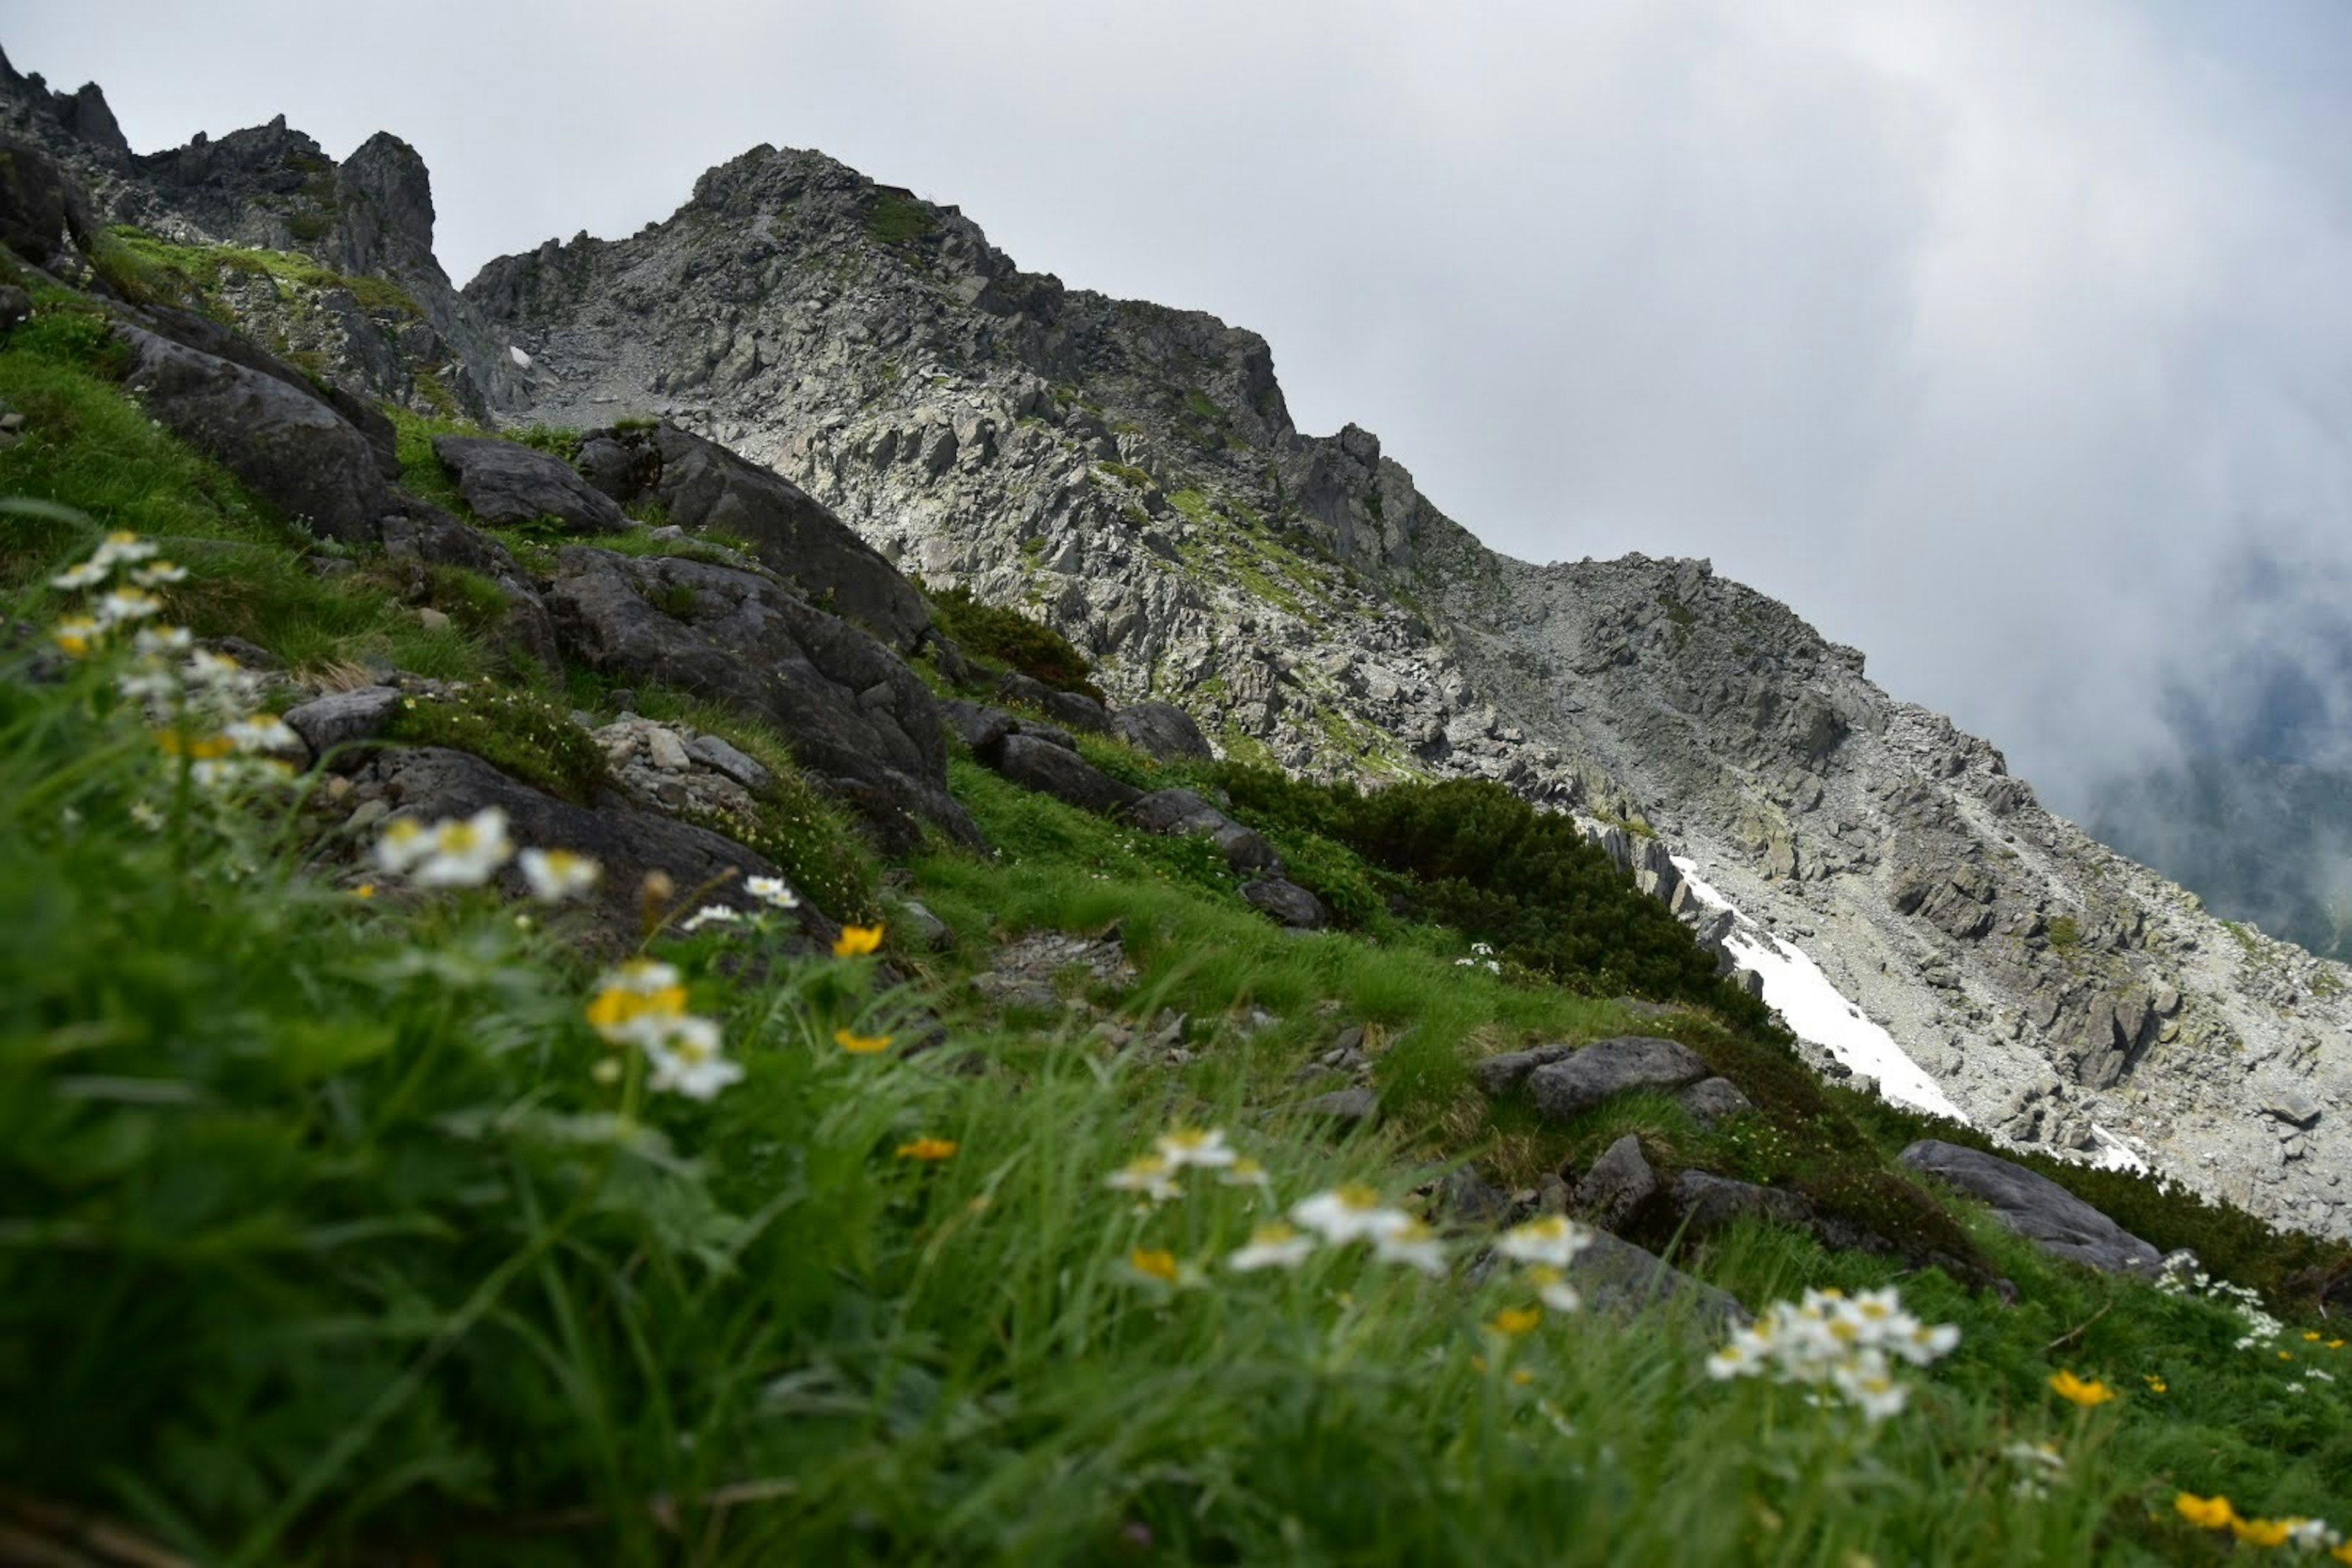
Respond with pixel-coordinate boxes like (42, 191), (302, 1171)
(1112, 699), (1213, 761)
(1679, 1077), (1755, 1126)
(545, 545), (976, 851)
(1243, 877), (1330, 930)
(999, 671), (1115, 735)
(1566, 1230), (1749, 1333)
(940, 699), (1017, 756)
(1297, 1085), (1379, 1123)
(1126, 787), (1282, 874)
(1671, 1170), (1814, 1236)
(989, 732), (1140, 815)
(361, 745), (835, 952)
(116, 323), (394, 543)
(586, 421), (930, 650)
(2262, 1090), (2324, 1129)
(1526, 1037), (1713, 1123)
(1573, 1134), (1659, 1232)
(282, 685), (402, 762)
(1898, 1139), (2162, 1275)
(1471, 1042), (1578, 1097)
(432, 434), (628, 534)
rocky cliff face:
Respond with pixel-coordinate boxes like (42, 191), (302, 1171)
(17, 70), (2348, 1238)
(0, 49), (522, 417)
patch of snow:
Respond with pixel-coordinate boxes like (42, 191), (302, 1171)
(2084, 1123), (2150, 1174)
(1673, 858), (1970, 1124)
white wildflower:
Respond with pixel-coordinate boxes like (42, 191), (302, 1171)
(679, 903), (744, 933)
(1292, 1185), (1414, 1245)
(1156, 1127), (1237, 1169)
(1227, 1222), (1316, 1272)
(746, 875), (801, 910)
(1496, 1215), (1594, 1270)
(519, 848), (601, 903)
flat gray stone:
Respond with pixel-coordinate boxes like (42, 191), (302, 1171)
(2262, 1090), (2323, 1129)
(1111, 699), (1212, 761)
(684, 732), (774, 793)
(1128, 787), (1281, 874)
(1526, 1037), (1712, 1123)
(1898, 1139), (2162, 1275)
(282, 685), (402, 763)
(434, 434), (630, 534)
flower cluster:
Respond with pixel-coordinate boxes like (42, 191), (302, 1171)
(2174, 1494), (2352, 1558)
(50, 532), (302, 791)
(2156, 1265), (2285, 1351)
(2002, 1441), (2067, 1501)
(50, 532), (183, 658)
(375, 807), (518, 889)
(1705, 1286), (1960, 1423)
(585, 959), (739, 1100)
(1102, 1131), (1450, 1281)
(1453, 941), (1501, 975)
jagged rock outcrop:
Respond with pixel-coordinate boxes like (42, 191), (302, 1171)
(0, 50), (520, 416)
(542, 545), (976, 852)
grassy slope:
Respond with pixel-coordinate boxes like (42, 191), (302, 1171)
(2, 272), (2348, 1562)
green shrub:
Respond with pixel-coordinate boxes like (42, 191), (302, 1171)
(1213, 767), (1771, 1022)
(2046, 914), (2082, 952)
(924, 583), (1105, 703)
(866, 191), (938, 249)
(385, 685), (608, 804)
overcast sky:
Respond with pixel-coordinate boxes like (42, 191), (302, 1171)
(12, 1), (2352, 807)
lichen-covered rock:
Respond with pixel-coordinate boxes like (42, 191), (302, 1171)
(115, 323), (395, 543)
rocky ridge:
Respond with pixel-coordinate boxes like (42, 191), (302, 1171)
(12, 68), (2351, 1239)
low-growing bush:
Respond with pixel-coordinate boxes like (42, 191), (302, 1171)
(923, 583), (1105, 701)
(385, 684), (608, 804)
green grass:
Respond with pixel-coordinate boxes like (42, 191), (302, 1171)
(107, 226), (423, 317)
(0, 321), (484, 679)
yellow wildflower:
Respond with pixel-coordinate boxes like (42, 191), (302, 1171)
(51, 615), (102, 657)
(2306, 1332), (2324, 1342)
(2047, 1370), (2116, 1407)
(2230, 1517), (2293, 1549)
(1129, 1248), (1180, 1284)
(1488, 1305), (1542, 1337)
(834, 1028), (893, 1054)
(2173, 1493), (2235, 1531)
(156, 729), (236, 760)
(352, 883), (376, 900)
(895, 1137), (957, 1161)
(833, 924), (884, 957)
(2143, 1374), (2167, 1393)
